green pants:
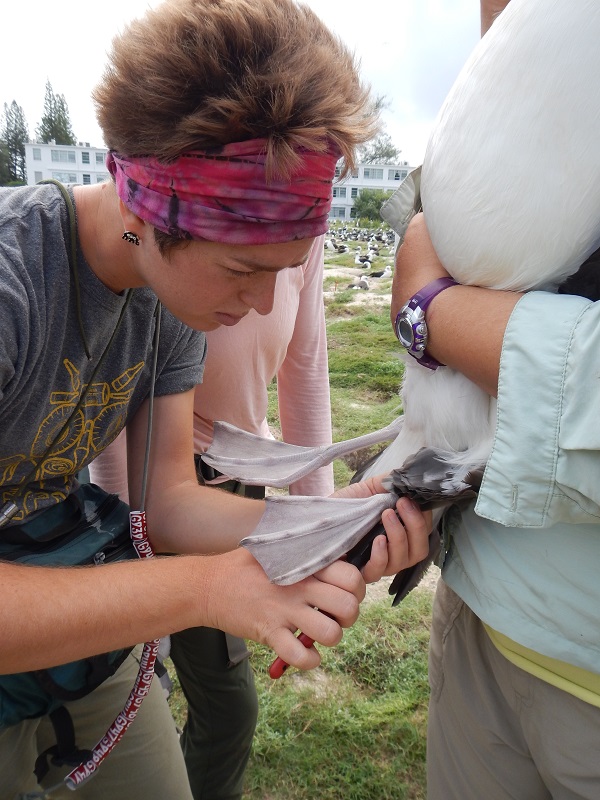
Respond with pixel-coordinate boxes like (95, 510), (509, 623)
(170, 627), (258, 800)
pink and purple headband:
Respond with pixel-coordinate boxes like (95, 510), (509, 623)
(106, 139), (341, 246)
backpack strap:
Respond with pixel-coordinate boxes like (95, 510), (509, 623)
(32, 647), (132, 702)
(34, 706), (93, 783)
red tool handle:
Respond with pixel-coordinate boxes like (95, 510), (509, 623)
(269, 632), (315, 679)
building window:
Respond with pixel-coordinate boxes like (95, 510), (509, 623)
(33, 148), (41, 160)
(82, 174), (91, 185)
(96, 174), (108, 183)
(351, 168), (359, 178)
(82, 152), (90, 164)
(351, 187), (358, 198)
(52, 171), (77, 183)
(332, 187), (347, 198)
(389, 168), (408, 181)
(330, 206), (346, 219)
(350, 207), (357, 218)
(363, 168), (383, 179)
(51, 150), (76, 164)
(34, 171), (43, 183)
(95, 152), (105, 165)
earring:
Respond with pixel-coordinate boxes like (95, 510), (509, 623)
(122, 231), (140, 246)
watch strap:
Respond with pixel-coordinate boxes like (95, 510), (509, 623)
(405, 276), (458, 313)
(396, 277), (458, 369)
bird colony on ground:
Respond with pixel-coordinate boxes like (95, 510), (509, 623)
(323, 225), (396, 292)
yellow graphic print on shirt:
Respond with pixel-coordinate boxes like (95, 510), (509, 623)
(0, 358), (144, 520)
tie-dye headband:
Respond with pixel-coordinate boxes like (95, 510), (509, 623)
(106, 139), (341, 246)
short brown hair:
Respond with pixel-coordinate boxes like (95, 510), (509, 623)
(93, 0), (378, 180)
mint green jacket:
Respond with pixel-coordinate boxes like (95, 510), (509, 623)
(443, 291), (600, 674)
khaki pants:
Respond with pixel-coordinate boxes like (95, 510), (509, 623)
(0, 647), (193, 800)
(427, 580), (600, 800)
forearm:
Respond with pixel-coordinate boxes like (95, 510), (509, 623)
(391, 214), (522, 397)
(419, 286), (519, 398)
(480, 0), (511, 35)
(1, 547), (367, 676)
(144, 479), (265, 554)
(0, 555), (210, 672)
(279, 241), (335, 495)
(127, 391), (265, 554)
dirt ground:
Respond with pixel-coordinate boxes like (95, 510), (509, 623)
(323, 263), (394, 307)
(365, 564), (439, 604)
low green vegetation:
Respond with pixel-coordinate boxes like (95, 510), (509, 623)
(243, 592), (431, 800)
(167, 592), (432, 800)
(327, 311), (403, 396)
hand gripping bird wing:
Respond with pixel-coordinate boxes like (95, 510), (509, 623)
(232, 430), (484, 599)
(380, 447), (485, 603)
(201, 416), (404, 487)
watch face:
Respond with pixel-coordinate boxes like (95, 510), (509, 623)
(396, 315), (414, 348)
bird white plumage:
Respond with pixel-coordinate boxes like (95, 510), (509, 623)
(363, 0), (600, 481)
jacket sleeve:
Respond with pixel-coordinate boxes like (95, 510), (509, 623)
(476, 290), (600, 527)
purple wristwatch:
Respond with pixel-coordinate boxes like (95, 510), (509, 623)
(394, 277), (458, 370)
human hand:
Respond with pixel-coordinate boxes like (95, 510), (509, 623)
(391, 213), (451, 321)
(360, 496), (432, 583)
(199, 548), (365, 672)
(331, 473), (432, 583)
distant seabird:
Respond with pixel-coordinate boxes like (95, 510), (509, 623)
(346, 277), (369, 290)
(353, 247), (371, 268)
(366, 265), (392, 278)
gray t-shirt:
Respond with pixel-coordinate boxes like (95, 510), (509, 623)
(0, 183), (206, 521)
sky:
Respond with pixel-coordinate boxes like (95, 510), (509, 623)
(0, 0), (481, 166)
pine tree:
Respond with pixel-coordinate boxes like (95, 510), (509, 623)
(0, 141), (12, 186)
(36, 80), (76, 146)
(0, 100), (29, 184)
(358, 133), (402, 165)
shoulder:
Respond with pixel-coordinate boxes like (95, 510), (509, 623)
(0, 183), (71, 306)
(0, 184), (66, 230)
(0, 184), (70, 284)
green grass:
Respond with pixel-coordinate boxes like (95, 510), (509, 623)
(243, 593), (431, 800)
(327, 310), (403, 397)
(167, 593), (432, 800)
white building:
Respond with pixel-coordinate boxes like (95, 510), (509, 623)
(329, 161), (413, 221)
(25, 141), (109, 186)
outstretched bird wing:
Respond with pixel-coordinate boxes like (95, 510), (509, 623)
(201, 417), (404, 488)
